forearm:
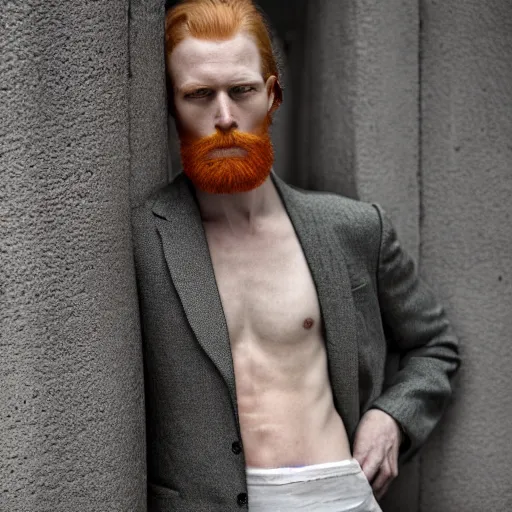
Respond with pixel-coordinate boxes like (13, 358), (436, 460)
(371, 203), (461, 462)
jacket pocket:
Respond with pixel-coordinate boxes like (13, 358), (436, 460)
(351, 280), (369, 295)
(148, 484), (228, 512)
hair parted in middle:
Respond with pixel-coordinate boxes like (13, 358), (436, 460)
(164, 0), (283, 115)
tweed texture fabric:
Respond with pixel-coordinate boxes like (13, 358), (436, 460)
(132, 171), (460, 511)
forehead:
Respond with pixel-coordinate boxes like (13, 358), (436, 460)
(169, 33), (263, 89)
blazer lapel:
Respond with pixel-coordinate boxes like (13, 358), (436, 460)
(271, 172), (361, 440)
(151, 173), (240, 427)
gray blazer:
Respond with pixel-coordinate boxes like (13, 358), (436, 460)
(132, 170), (460, 512)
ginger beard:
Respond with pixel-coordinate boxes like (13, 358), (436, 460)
(178, 114), (274, 194)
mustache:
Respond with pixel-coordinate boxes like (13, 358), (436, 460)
(181, 130), (263, 156)
(178, 115), (272, 151)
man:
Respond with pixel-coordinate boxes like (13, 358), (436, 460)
(132, 0), (461, 510)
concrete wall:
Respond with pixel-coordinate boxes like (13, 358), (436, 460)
(1, 1), (146, 510)
(2, 0), (511, 510)
(419, 1), (512, 510)
(129, 0), (169, 206)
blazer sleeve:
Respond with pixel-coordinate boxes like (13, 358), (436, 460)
(368, 204), (461, 464)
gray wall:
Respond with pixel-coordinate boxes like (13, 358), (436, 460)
(419, 1), (512, 509)
(1, 0), (511, 510)
(1, 1), (146, 510)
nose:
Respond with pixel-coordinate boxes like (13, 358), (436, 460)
(214, 92), (237, 132)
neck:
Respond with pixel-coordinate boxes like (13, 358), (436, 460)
(193, 173), (281, 237)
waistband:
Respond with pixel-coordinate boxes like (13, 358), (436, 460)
(246, 458), (362, 485)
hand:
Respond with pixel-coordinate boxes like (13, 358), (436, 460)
(352, 409), (401, 500)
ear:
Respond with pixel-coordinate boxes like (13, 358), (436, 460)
(265, 75), (277, 112)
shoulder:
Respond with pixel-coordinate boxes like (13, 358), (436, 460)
(135, 175), (182, 211)
(276, 179), (387, 278)
(279, 180), (383, 241)
(130, 182), (179, 260)
(131, 173), (185, 224)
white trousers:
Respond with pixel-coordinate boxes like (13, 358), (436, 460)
(246, 458), (383, 512)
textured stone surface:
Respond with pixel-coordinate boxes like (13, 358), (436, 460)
(351, 0), (420, 259)
(129, 0), (169, 206)
(294, 0), (359, 196)
(293, 0), (420, 257)
(0, 1), (145, 510)
(419, 1), (512, 510)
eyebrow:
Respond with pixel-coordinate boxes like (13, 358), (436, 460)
(176, 81), (263, 94)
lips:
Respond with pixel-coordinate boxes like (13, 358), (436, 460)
(208, 146), (248, 158)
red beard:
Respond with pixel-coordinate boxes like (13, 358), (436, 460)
(178, 114), (274, 194)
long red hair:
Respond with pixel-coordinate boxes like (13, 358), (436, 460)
(165, 0), (283, 114)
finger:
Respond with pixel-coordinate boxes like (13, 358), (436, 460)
(376, 479), (392, 501)
(361, 455), (384, 484)
(389, 455), (399, 481)
(385, 449), (399, 485)
(371, 459), (392, 495)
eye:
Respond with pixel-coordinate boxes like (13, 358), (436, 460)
(185, 88), (211, 99)
(231, 85), (255, 95)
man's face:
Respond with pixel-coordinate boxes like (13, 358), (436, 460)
(168, 32), (277, 194)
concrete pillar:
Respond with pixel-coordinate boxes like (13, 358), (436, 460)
(419, 1), (512, 510)
(1, 1), (146, 510)
(295, 0), (420, 255)
(129, 0), (169, 206)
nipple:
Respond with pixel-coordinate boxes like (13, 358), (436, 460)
(303, 317), (314, 329)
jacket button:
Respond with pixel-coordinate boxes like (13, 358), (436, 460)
(237, 492), (248, 506)
(231, 441), (242, 454)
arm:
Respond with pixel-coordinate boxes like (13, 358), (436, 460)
(368, 204), (461, 464)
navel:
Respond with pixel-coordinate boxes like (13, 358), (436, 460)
(303, 317), (314, 329)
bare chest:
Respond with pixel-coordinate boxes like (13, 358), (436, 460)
(203, 217), (322, 345)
